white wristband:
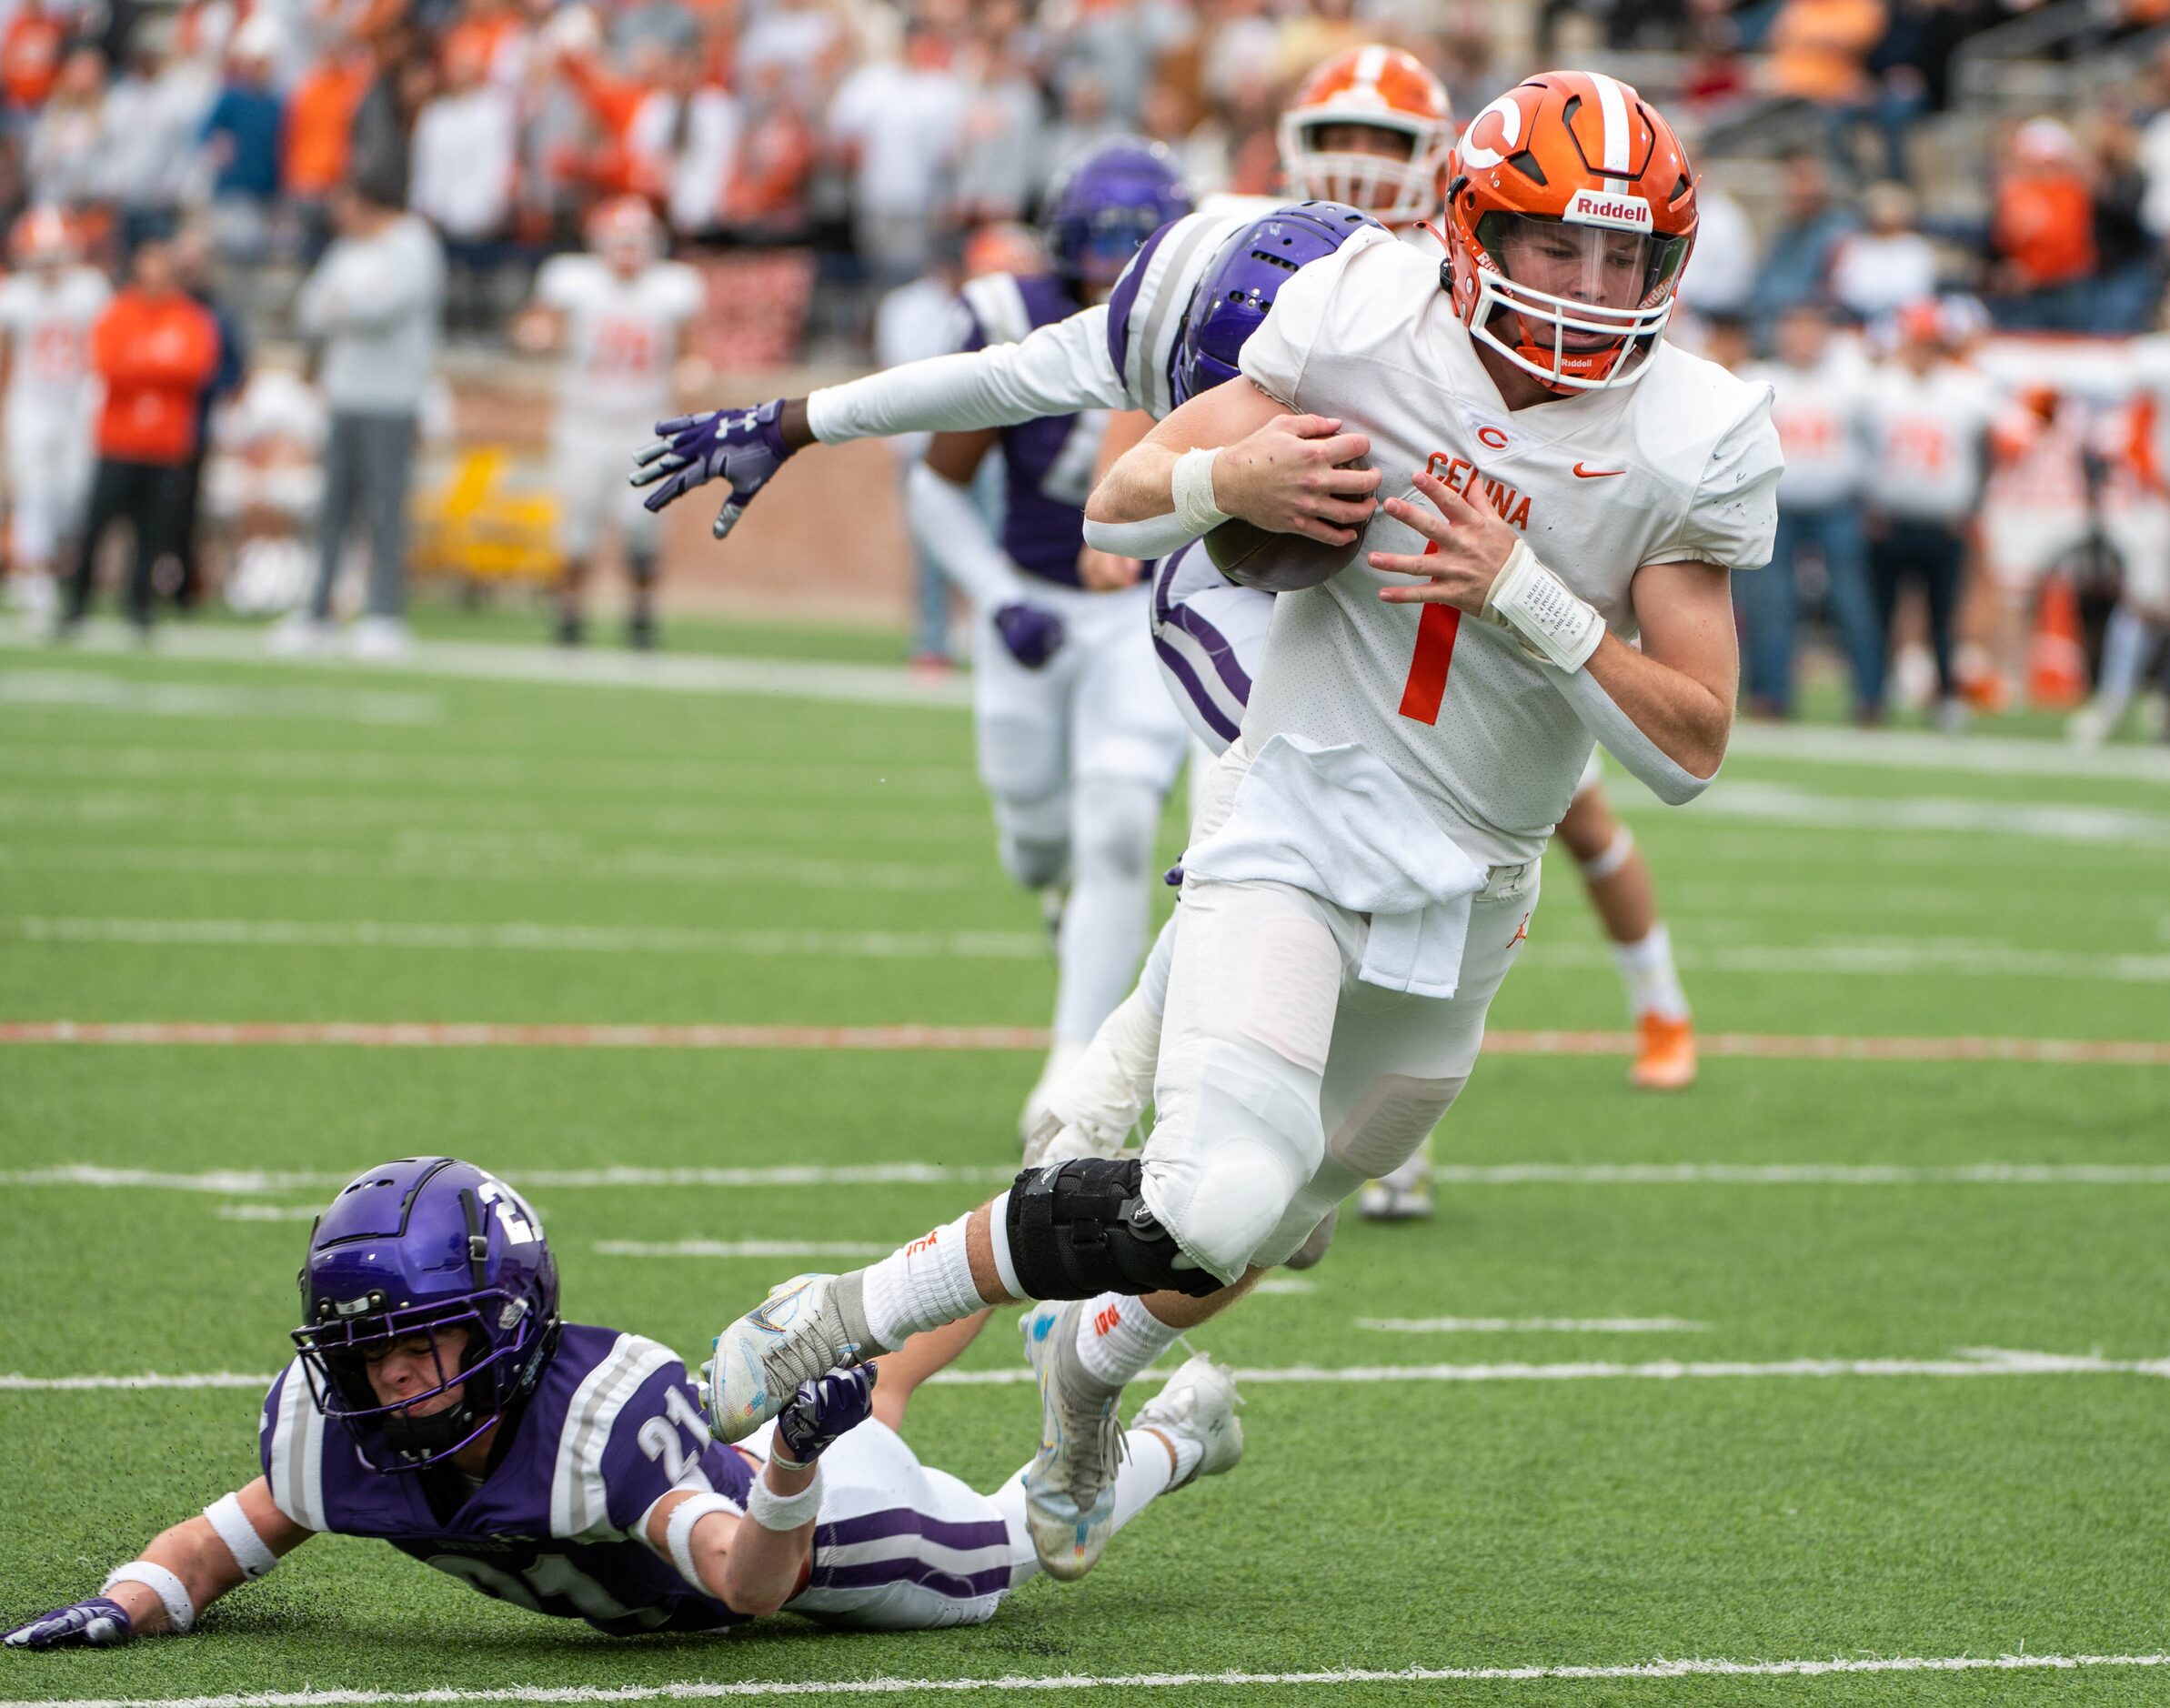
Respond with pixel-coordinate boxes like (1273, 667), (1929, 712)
(1170, 447), (1231, 538)
(664, 1492), (743, 1592)
(746, 1464), (823, 1532)
(103, 1562), (193, 1633)
(1482, 540), (1604, 673)
(203, 1494), (278, 1581)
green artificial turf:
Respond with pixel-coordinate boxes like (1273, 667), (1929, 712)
(1, 633), (2166, 1706)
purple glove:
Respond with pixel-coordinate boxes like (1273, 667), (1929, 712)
(4, 1597), (134, 1649)
(630, 398), (795, 538)
(993, 602), (1065, 670)
(774, 1364), (878, 1467)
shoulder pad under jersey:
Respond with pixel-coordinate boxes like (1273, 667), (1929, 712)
(1106, 210), (1254, 421)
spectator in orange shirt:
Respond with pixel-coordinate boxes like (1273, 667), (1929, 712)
(1989, 117), (2098, 331)
(1769, 0), (1887, 109)
(1, 0), (65, 119)
(285, 36), (374, 260)
(60, 241), (219, 636)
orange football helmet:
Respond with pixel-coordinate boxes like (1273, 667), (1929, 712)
(587, 195), (662, 272)
(1278, 45), (1453, 229)
(1443, 71), (1697, 393)
(10, 206), (77, 268)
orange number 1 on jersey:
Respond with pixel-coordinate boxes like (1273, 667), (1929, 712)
(1396, 540), (1460, 724)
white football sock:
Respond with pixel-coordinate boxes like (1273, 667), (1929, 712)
(1612, 922), (1690, 1022)
(1073, 1292), (1183, 1387)
(862, 1205), (995, 1348)
(1052, 777), (1161, 1046)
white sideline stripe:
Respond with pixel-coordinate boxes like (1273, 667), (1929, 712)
(5, 1163), (1015, 1193)
(1, 1653), (2167, 1703)
(1535, 939), (2170, 984)
(594, 1239), (892, 1259)
(10, 917), (1048, 959)
(9, 1349), (2170, 1393)
(1728, 718), (2170, 782)
(13, 1162), (2170, 1194)
(0, 669), (440, 725)
(214, 1204), (321, 1221)
(0, 1652), (2165, 1706)
(1357, 1317), (1709, 1334)
(0, 618), (975, 709)
(1684, 780), (2170, 848)
(1251, 1277), (1316, 1295)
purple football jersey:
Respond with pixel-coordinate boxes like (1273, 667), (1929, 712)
(957, 271), (1102, 588)
(261, 1324), (757, 1636)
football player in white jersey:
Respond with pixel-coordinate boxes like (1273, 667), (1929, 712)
(693, 71), (1781, 1583)
(518, 196), (704, 649)
(0, 208), (108, 618)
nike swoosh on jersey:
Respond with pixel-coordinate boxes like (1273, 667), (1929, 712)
(1572, 463), (1628, 478)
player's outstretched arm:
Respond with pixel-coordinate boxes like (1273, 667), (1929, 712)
(4, 1478), (312, 1649)
(1370, 470), (1737, 800)
(652, 1369), (878, 1618)
(1082, 377), (1380, 559)
(630, 309), (1127, 538)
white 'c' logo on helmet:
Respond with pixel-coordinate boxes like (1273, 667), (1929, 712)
(1459, 95), (1524, 172)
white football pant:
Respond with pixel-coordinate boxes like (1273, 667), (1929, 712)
(5, 406), (92, 567)
(554, 422), (663, 562)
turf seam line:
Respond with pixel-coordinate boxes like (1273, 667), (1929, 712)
(1, 1650), (2165, 1701)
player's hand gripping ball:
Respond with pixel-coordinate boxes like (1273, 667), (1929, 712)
(774, 1365), (879, 1467)
(3, 1598), (135, 1650)
(993, 602), (1066, 669)
(1202, 457), (1373, 593)
(630, 397), (795, 538)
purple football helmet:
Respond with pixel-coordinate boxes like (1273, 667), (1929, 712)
(1045, 139), (1192, 294)
(1174, 201), (1385, 407)
(292, 1158), (560, 1472)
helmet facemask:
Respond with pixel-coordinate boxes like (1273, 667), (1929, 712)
(1465, 210), (1688, 392)
(1283, 118), (1446, 227)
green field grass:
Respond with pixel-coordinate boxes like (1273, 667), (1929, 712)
(2, 627), (2166, 1706)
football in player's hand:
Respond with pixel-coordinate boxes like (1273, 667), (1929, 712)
(1201, 459), (1372, 593)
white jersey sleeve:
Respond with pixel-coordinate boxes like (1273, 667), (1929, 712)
(1643, 385), (1783, 570)
(534, 252), (595, 313)
(1235, 225), (1392, 409)
(653, 260), (705, 325)
(807, 306), (1128, 442)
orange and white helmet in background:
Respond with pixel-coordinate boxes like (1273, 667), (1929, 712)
(1278, 45), (1453, 229)
(1443, 71), (1697, 393)
(11, 206), (78, 268)
(586, 195), (662, 272)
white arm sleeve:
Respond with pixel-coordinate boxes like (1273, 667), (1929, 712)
(906, 460), (1029, 609)
(809, 307), (1129, 443)
(1548, 665), (1717, 806)
(1080, 508), (1206, 558)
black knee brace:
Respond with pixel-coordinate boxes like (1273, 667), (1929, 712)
(1005, 1158), (1225, 1300)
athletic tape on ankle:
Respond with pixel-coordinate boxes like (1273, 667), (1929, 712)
(103, 1562), (192, 1633)
(1579, 824), (1635, 882)
(664, 1492), (742, 1589)
(202, 1494), (277, 1580)
(1482, 540), (1603, 673)
(747, 1466), (823, 1532)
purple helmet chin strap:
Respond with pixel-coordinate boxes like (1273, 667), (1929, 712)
(1173, 201), (1385, 407)
(293, 1158), (561, 1473)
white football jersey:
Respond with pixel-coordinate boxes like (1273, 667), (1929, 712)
(1236, 226), (1781, 866)
(1856, 359), (1998, 525)
(0, 265), (110, 418)
(1742, 347), (1871, 511)
(534, 255), (704, 424)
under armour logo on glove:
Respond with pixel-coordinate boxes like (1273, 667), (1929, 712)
(994, 602), (1066, 670)
(4, 1597), (135, 1649)
(630, 397), (795, 538)
(774, 1364), (879, 1467)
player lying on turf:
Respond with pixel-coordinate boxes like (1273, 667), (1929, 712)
(692, 71), (1779, 1583)
(2, 1157), (1241, 1650)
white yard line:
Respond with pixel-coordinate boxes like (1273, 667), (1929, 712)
(1535, 938), (2170, 984)
(1357, 1317), (1709, 1333)
(1727, 718), (2170, 783)
(0, 618), (975, 709)
(10, 1348), (2166, 1392)
(0, 668), (441, 725)
(1, 1653), (2166, 1704)
(11, 1161), (2170, 1194)
(1682, 781), (2170, 848)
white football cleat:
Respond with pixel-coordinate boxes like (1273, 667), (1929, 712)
(700, 1271), (875, 1443)
(1359, 1145), (1435, 1222)
(350, 615), (414, 662)
(1132, 1352), (1243, 1489)
(1019, 1299), (1124, 1581)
